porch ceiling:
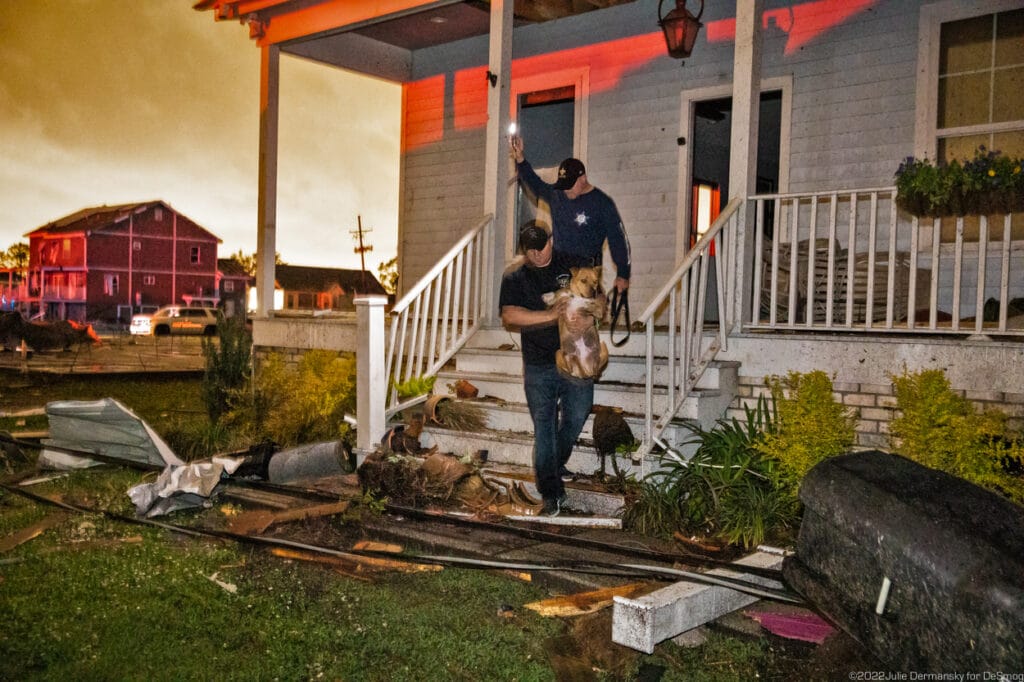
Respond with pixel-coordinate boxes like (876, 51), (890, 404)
(198, 0), (637, 77)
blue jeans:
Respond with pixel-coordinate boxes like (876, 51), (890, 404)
(523, 363), (594, 500)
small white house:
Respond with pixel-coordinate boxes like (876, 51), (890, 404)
(199, 0), (1024, 460)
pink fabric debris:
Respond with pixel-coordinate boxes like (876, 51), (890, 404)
(745, 609), (836, 644)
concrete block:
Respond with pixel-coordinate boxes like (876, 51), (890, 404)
(611, 551), (784, 654)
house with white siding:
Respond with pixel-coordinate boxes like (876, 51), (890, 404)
(198, 0), (1024, 465)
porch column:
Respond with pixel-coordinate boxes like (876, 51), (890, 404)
(256, 44), (280, 318)
(728, 0), (763, 332)
(355, 295), (388, 455)
(482, 0), (513, 325)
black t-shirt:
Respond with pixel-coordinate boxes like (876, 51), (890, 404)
(499, 250), (584, 366)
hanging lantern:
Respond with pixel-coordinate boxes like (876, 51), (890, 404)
(658, 0), (704, 59)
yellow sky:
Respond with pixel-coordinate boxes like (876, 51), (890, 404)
(0, 0), (401, 273)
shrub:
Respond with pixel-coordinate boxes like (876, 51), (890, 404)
(756, 371), (856, 484)
(623, 397), (799, 548)
(890, 368), (1024, 504)
(226, 350), (356, 447)
(201, 317), (252, 423)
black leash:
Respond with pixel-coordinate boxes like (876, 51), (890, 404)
(609, 288), (630, 347)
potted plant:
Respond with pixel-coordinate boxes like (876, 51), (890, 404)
(895, 147), (1023, 218)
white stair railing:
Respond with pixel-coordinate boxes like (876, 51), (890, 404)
(633, 198), (742, 466)
(384, 214), (493, 417)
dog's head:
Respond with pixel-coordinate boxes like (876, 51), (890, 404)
(568, 266), (602, 298)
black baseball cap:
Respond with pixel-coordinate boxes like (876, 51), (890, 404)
(519, 222), (550, 252)
(553, 158), (586, 190)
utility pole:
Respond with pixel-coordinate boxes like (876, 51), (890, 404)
(351, 215), (373, 291)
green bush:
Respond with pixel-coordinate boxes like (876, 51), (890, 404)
(201, 317), (252, 423)
(226, 350), (357, 447)
(756, 370), (856, 484)
(890, 368), (1024, 504)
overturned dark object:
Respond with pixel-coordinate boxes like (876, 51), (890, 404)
(784, 450), (1024, 672)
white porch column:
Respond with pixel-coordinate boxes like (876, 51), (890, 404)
(256, 44), (280, 318)
(355, 295), (387, 455)
(482, 0), (513, 324)
(728, 0), (763, 332)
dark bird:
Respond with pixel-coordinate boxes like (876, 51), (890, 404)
(592, 404), (635, 480)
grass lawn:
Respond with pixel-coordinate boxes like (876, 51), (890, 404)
(0, 372), (817, 680)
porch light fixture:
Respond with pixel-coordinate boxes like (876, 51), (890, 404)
(658, 0), (704, 59)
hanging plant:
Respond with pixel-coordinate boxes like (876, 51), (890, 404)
(895, 146), (1023, 218)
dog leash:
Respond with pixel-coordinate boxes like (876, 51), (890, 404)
(609, 288), (630, 347)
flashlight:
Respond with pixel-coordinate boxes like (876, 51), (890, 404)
(508, 122), (517, 136)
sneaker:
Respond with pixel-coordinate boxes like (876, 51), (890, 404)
(539, 497), (560, 517)
(559, 466), (576, 482)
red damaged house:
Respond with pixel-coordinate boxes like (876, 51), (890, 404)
(24, 201), (221, 322)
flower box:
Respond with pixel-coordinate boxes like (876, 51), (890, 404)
(895, 147), (1023, 218)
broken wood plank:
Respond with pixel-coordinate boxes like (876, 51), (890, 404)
(227, 500), (350, 535)
(220, 486), (299, 509)
(504, 513), (621, 529)
(270, 546), (441, 575)
(351, 540), (402, 553)
(526, 582), (660, 617)
(0, 512), (66, 553)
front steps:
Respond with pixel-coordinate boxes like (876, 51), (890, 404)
(412, 325), (740, 476)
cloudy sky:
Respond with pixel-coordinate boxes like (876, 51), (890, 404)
(0, 0), (401, 273)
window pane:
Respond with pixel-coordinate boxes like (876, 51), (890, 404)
(940, 14), (993, 74)
(992, 130), (1024, 157)
(938, 134), (987, 163)
(938, 73), (990, 127)
(993, 67), (1024, 122)
(995, 8), (1024, 67)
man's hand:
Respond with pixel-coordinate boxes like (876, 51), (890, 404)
(613, 277), (629, 293)
(509, 135), (525, 164)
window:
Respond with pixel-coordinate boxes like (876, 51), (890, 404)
(143, 275), (156, 286)
(104, 274), (119, 296)
(936, 7), (1024, 161)
(133, 240), (142, 251)
(223, 280), (234, 293)
(917, 2), (1024, 241)
(190, 246), (201, 264)
(155, 207), (163, 221)
(62, 238), (71, 254)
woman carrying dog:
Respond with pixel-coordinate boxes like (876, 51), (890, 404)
(510, 135), (631, 295)
(499, 223), (594, 517)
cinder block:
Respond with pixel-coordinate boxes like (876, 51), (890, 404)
(611, 551), (784, 654)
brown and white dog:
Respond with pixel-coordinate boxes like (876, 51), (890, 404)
(542, 266), (608, 380)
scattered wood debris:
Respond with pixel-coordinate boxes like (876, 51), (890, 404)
(525, 582), (660, 618)
(0, 512), (67, 553)
(270, 546), (442, 578)
(227, 500), (350, 535)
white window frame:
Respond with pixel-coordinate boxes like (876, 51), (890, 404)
(190, 246), (201, 265)
(224, 280), (235, 293)
(104, 274), (119, 296)
(913, 0), (1024, 160)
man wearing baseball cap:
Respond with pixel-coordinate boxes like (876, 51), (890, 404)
(511, 135), (631, 294)
(499, 221), (593, 517)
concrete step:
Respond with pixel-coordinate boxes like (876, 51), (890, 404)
(455, 348), (739, 394)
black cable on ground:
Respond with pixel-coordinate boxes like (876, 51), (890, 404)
(0, 481), (804, 604)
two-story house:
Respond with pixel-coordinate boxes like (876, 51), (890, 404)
(24, 201), (221, 321)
